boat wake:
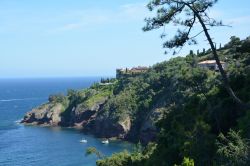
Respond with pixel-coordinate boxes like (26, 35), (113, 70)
(0, 97), (46, 102)
(15, 119), (23, 124)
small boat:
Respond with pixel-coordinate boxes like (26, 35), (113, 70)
(79, 139), (87, 143)
(101, 139), (109, 144)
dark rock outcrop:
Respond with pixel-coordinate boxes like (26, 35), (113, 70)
(21, 103), (63, 126)
(85, 116), (131, 139)
(21, 98), (107, 128)
(69, 99), (107, 128)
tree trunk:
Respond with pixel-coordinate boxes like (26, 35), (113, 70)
(193, 10), (249, 109)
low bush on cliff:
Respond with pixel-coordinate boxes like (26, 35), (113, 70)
(84, 84), (114, 109)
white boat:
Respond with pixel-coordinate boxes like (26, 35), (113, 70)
(101, 139), (109, 144)
(79, 139), (87, 143)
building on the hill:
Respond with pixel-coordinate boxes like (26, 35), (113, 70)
(198, 60), (226, 71)
(130, 66), (148, 73)
(116, 66), (148, 78)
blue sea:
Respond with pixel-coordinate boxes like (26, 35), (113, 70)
(0, 78), (133, 166)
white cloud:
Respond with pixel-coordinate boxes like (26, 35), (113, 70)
(120, 3), (148, 20)
(226, 16), (250, 25)
(52, 3), (148, 33)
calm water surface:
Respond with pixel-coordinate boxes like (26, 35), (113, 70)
(0, 78), (133, 166)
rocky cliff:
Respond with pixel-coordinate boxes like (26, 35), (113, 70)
(22, 91), (163, 144)
(22, 103), (63, 126)
(21, 76), (166, 144)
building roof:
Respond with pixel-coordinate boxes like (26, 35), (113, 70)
(131, 66), (148, 70)
(198, 60), (225, 65)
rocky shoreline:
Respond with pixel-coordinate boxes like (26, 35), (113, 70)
(21, 94), (161, 144)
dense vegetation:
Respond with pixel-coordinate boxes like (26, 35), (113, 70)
(58, 80), (116, 125)
(42, 36), (250, 165)
(87, 36), (250, 165)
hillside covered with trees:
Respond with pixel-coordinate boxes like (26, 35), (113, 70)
(22, 36), (250, 165)
(89, 36), (250, 166)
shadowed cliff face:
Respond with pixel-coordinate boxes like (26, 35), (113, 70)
(84, 115), (131, 139)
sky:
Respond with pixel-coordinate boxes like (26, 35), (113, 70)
(0, 0), (249, 78)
